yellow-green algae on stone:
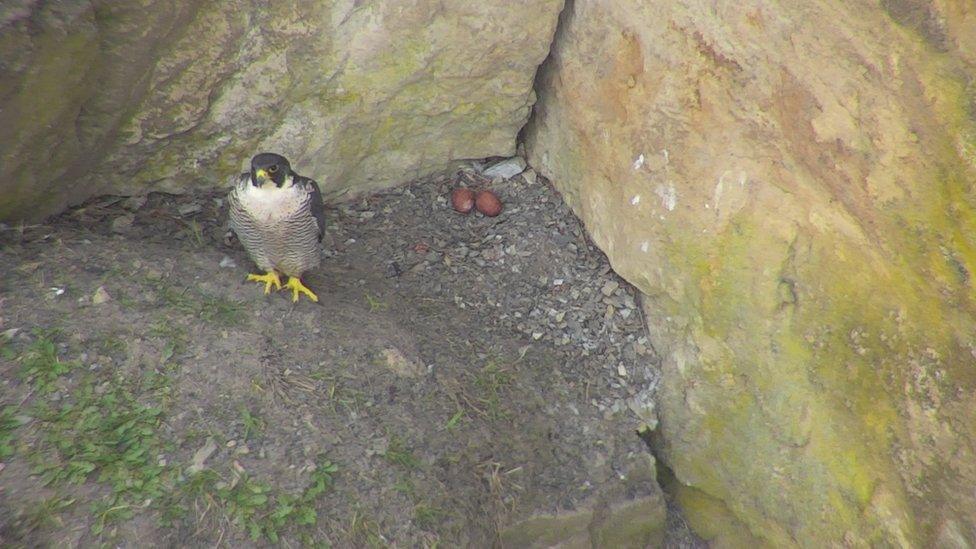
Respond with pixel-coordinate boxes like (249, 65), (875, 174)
(499, 454), (667, 548)
(499, 497), (665, 549)
(0, 0), (564, 221)
(526, 0), (976, 546)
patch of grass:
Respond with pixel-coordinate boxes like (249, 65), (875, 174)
(155, 282), (246, 326)
(394, 477), (416, 497)
(364, 292), (388, 313)
(181, 219), (205, 248)
(139, 364), (179, 407)
(393, 476), (447, 535)
(413, 503), (446, 531)
(9, 496), (77, 538)
(385, 435), (421, 470)
(98, 335), (128, 358)
(346, 506), (388, 548)
(261, 460), (338, 542)
(444, 409), (465, 430)
(158, 469), (220, 526)
(473, 361), (514, 420)
(320, 377), (369, 415)
(1, 334), (15, 360)
(30, 374), (174, 534)
(164, 459), (339, 543)
(219, 473), (274, 540)
(113, 289), (140, 309)
(148, 319), (189, 359)
(18, 332), (78, 393)
(8, 329), (338, 544)
(0, 405), (22, 459)
(9, 331), (178, 536)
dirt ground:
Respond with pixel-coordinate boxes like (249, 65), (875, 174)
(0, 170), (700, 547)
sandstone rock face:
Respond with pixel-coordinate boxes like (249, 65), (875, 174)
(0, 0), (563, 221)
(526, 0), (976, 546)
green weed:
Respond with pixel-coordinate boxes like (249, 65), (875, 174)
(18, 333), (78, 393)
(0, 405), (22, 459)
(9, 331), (177, 535)
(166, 460), (339, 543)
(219, 473), (274, 540)
(30, 374), (174, 534)
(9, 329), (337, 544)
(321, 378), (369, 415)
(238, 405), (265, 442)
(260, 460), (338, 542)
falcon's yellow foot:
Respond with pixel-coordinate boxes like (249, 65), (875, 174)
(284, 276), (318, 303)
(246, 271), (282, 294)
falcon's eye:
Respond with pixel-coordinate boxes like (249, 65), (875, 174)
(268, 165), (278, 173)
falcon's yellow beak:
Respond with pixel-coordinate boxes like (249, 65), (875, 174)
(255, 168), (275, 189)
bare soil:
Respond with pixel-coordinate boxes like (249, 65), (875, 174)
(0, 172), (698, 547)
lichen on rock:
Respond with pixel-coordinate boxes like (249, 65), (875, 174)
(0, 0), (564, 221)
(525, 0), (976, 545)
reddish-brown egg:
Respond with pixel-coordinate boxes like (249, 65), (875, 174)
(475, 190), (503, 217)
(451, 188), (475, 213)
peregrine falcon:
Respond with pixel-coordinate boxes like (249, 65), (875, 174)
(228, 153), (325, 302)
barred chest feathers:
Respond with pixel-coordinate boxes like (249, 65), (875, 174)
(235, 176), (308, 221)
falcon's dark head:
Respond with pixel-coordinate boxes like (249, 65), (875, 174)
(250, 153), (292, 188)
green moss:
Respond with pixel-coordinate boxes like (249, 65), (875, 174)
(8, 31), (98, 138)
(664, 473), (764, 548)
(658, 43), (976, 542)
(526, 8), (976, 546)
(650, 204), (927, 544)
(499, 512), (592, 548)
(341, 36), (433, 97)
(592, 498), (666, 548)
(498, 497), (665, 549)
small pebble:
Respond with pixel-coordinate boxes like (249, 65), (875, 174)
(111, 215), (134, 233)
(178, 203), (202, 216)
(482, 156), (526, 179)
(122, 194), (146, 211)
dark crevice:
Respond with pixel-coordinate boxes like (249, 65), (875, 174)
(516, 0), (575, 149)
(639, 431), (708, 548)
(520, 2), (712, 544)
